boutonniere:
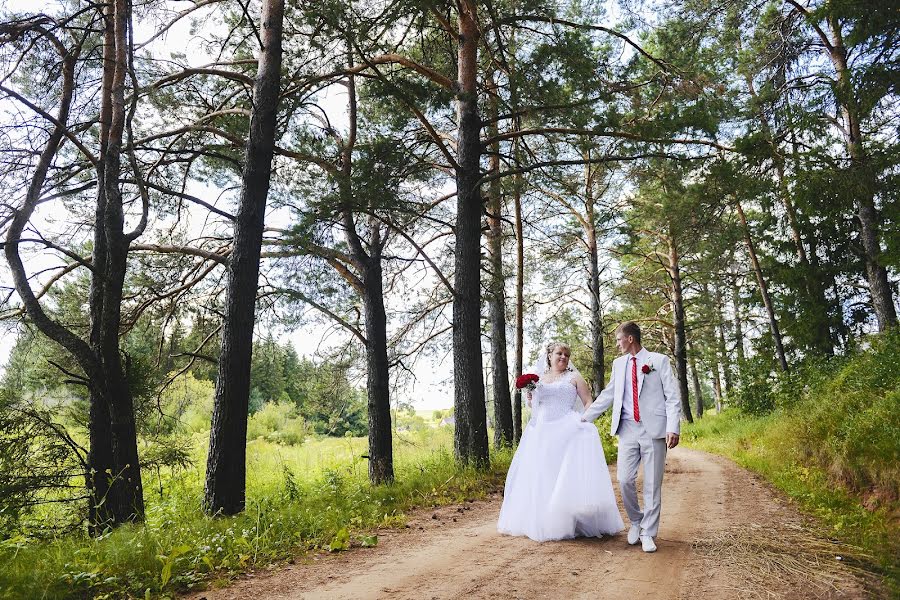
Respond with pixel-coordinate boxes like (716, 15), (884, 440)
(641, 363), (655, 374)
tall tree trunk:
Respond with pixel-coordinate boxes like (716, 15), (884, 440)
(510, 31), (524, 443)
(512, 163), (524, 443)
(485, 73), (513, 447)
(742, 59), (834, 354)
(588, 230), (604, 394)
(688, 340), (703, 419)
(87, 2), (118, 532)
(731, 280), (745, 364)
(362, 257), (394, 483)
(807, 231), (834, 349)
(3, 2), (145, 529)
(451, 0), (489, 466)
(585, 156), (605, 394)
(99, 0), (144, 525)
(667, 235), (693, 423)
(714, 286), (733, 393)
(343, 51), (394, 484)
(825, 19), (897, 331)
(736, 201), (789, 372)
(712, 359), (723, 413)
(205, 0), (284, 515)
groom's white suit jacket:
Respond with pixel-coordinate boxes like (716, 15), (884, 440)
(582, 351), (682, 439)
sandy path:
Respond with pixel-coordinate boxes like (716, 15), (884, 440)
(189, 448), (878, 600)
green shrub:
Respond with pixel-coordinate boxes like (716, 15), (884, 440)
(247, 402), (308, 446)
(684, 330), (900, 591)
(731, 353), (779, 414)
(166, 373), (215, 434)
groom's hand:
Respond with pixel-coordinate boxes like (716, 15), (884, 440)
(666, 432), (680, 449)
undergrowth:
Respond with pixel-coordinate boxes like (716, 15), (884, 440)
(0, 429), (512, 599)
(683, 331), (900, 595)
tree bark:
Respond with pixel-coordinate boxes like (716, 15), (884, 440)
(667, 234), (693, 423)
(510, 34), (524, 443)
(712, 359), (723, 413)
(585, 158), (605, 394)
(736, 201), (789, 372)
(3, 3), (145, 529)
(98, 0), (144, 525)
(588, 231), (605, 394)
(825, 18), (897, 331)
(512, 165), (524, 443)
(486, 72), (513, 447)
(361, 257), (394, 483)
(205, 0), (284, 515)
(347, 60), (395, 484)
(714, 285), (733, 393)
(688, 340), (703, 419)
(87, 1), (118, 532)
(731, 280), (745, 364)
(451, 0), (489, 466)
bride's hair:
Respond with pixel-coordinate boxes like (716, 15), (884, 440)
(545, 341), (573, 371)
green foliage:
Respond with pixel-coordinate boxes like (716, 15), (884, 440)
(730, 353), (780, 414)
(0, 388), (82, 538)
(592, 412), (618, 465)
(683, 330), (900, 591)
(431, 409), (449, 422)
(291, 360), (368, 437)
(0, 430), (512, 599)
(247, 402), (308, 446)
(325, 527), (350, 552)
(247, 340), (368, 437)
(728, 330), (900, 501)
(166, 373), (215, 434)
(394, 407), (429, 433)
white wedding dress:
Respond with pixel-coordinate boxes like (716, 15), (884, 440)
(497, 371), (624, 541)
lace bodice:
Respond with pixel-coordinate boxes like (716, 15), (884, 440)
(531, 371), (578, 421)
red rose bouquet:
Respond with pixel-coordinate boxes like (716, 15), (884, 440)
(515, 373), (539, 391)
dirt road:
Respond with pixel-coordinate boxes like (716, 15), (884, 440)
(190, 448), (878, 599)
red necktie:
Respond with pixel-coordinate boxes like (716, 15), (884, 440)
(632, 356), (640, 422)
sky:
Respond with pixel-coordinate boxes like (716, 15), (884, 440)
(0, 0), (470, 409)
(0, 0), (643, 410)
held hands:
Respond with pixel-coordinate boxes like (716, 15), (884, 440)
(666, 432), (680, 449)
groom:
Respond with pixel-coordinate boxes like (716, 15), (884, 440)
(581, 321), (681, 553)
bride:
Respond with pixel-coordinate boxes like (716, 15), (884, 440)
(497, 342), (624, 542)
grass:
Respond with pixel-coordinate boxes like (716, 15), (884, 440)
(683, 410), (899, 595)
(691, 522), (884, 599)
(691, 330), (899, 590)
(0, 427), (512, 600)
(681, 331), (900, 595)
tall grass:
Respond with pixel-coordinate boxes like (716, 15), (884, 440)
(682, 331), (900, 593)
(0, 428), (512, 599)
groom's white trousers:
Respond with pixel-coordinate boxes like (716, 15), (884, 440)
(617, 418), (667, 538)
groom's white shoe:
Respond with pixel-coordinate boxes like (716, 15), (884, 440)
(640, 535), (657, 553)
(627, 524), (641, 545)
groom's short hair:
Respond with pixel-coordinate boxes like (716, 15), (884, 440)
(618, 321), (641, 343)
